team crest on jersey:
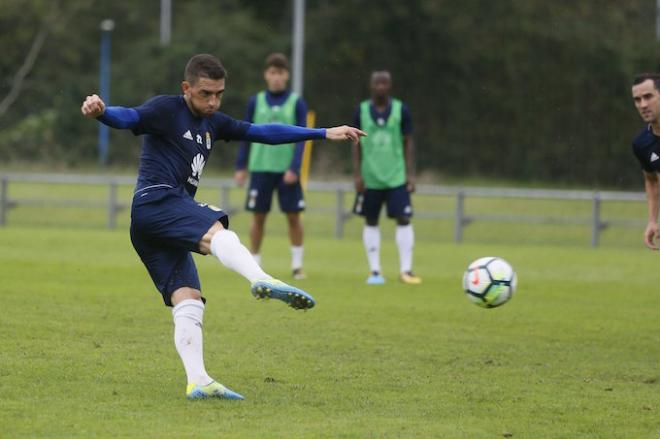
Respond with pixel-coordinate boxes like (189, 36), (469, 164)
(205, 132), (211, 150)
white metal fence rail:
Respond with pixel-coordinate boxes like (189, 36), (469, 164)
(0, 173), (647, 247)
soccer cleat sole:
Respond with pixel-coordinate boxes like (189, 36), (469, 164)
(399, 276), (422, 285)
(366, 275), (386, 285)
(186, 382), (245, 400)
(251, 280), (316, 310)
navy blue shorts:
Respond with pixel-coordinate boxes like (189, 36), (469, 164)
(245, 171), (305, 213)
(353, 185), (413, 220)
(129, 185), (228, 306)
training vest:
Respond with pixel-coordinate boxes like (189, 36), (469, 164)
(359, 98), (406, 189)
(248, 91), (298, 172)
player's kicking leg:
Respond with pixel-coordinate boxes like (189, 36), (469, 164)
(250, 278), (314, 309)
(200, 222), (316, 310)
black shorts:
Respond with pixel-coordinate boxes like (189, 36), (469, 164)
(353, 185), (413, 219)
(245, 171), (305, 213)
(130, 185), (228, 306)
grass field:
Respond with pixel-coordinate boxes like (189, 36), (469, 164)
(0, 182), (659, 438)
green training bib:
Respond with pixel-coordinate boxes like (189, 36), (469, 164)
(359, 98), (406, 189)
(248, 91), (299, 172)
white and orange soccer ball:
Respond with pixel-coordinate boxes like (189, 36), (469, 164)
(462, 257), (517, 308)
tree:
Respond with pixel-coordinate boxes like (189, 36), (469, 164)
(0, 0), (657, 188)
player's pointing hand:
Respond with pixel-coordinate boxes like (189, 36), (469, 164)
(326, 125), (367, 145)
(81, 94), (106, 118)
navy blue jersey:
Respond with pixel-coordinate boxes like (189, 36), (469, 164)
(352, 99), (413, 135)
(131, 95), (250, 196)
(94, 93), (325, 305)
(632, 125), (660, 173)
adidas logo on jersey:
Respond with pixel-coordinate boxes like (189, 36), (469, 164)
(183, 130), (193, 140)
(652, 152), (659, 162)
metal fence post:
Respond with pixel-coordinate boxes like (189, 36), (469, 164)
(0, 177), (7, 226)
(335, 188), (345, 239)
(220, 183), (231, 213)
(591, 194), (601, 247)
(107, 181), (118, 229)
(454, 190), (465, 243)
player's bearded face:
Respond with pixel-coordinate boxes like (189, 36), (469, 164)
(183, 77), (225, 117)
(632, 80), (660, 124)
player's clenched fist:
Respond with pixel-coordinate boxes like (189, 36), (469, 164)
(81, 94), (106, 118)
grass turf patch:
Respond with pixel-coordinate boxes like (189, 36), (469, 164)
(0, 226), (658, 438)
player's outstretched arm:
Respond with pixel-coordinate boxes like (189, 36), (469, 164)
(244, 124), (365, 145)
(326, 125), (367, 145)
(81, 94), (139, 129)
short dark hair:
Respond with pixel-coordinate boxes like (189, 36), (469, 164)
(184, 54), (226, 85)
(265, 53), (289, 71)
(371, 70), (391, 80)
(633, 73), (660, 90)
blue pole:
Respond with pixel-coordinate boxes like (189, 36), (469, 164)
(98, 19), (114, 166)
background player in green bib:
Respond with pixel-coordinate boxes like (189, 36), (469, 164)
(235, 53), (308, 279)
(351, 70), (422, 285)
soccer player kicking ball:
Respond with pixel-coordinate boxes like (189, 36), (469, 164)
(81, 54), (365, 400)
